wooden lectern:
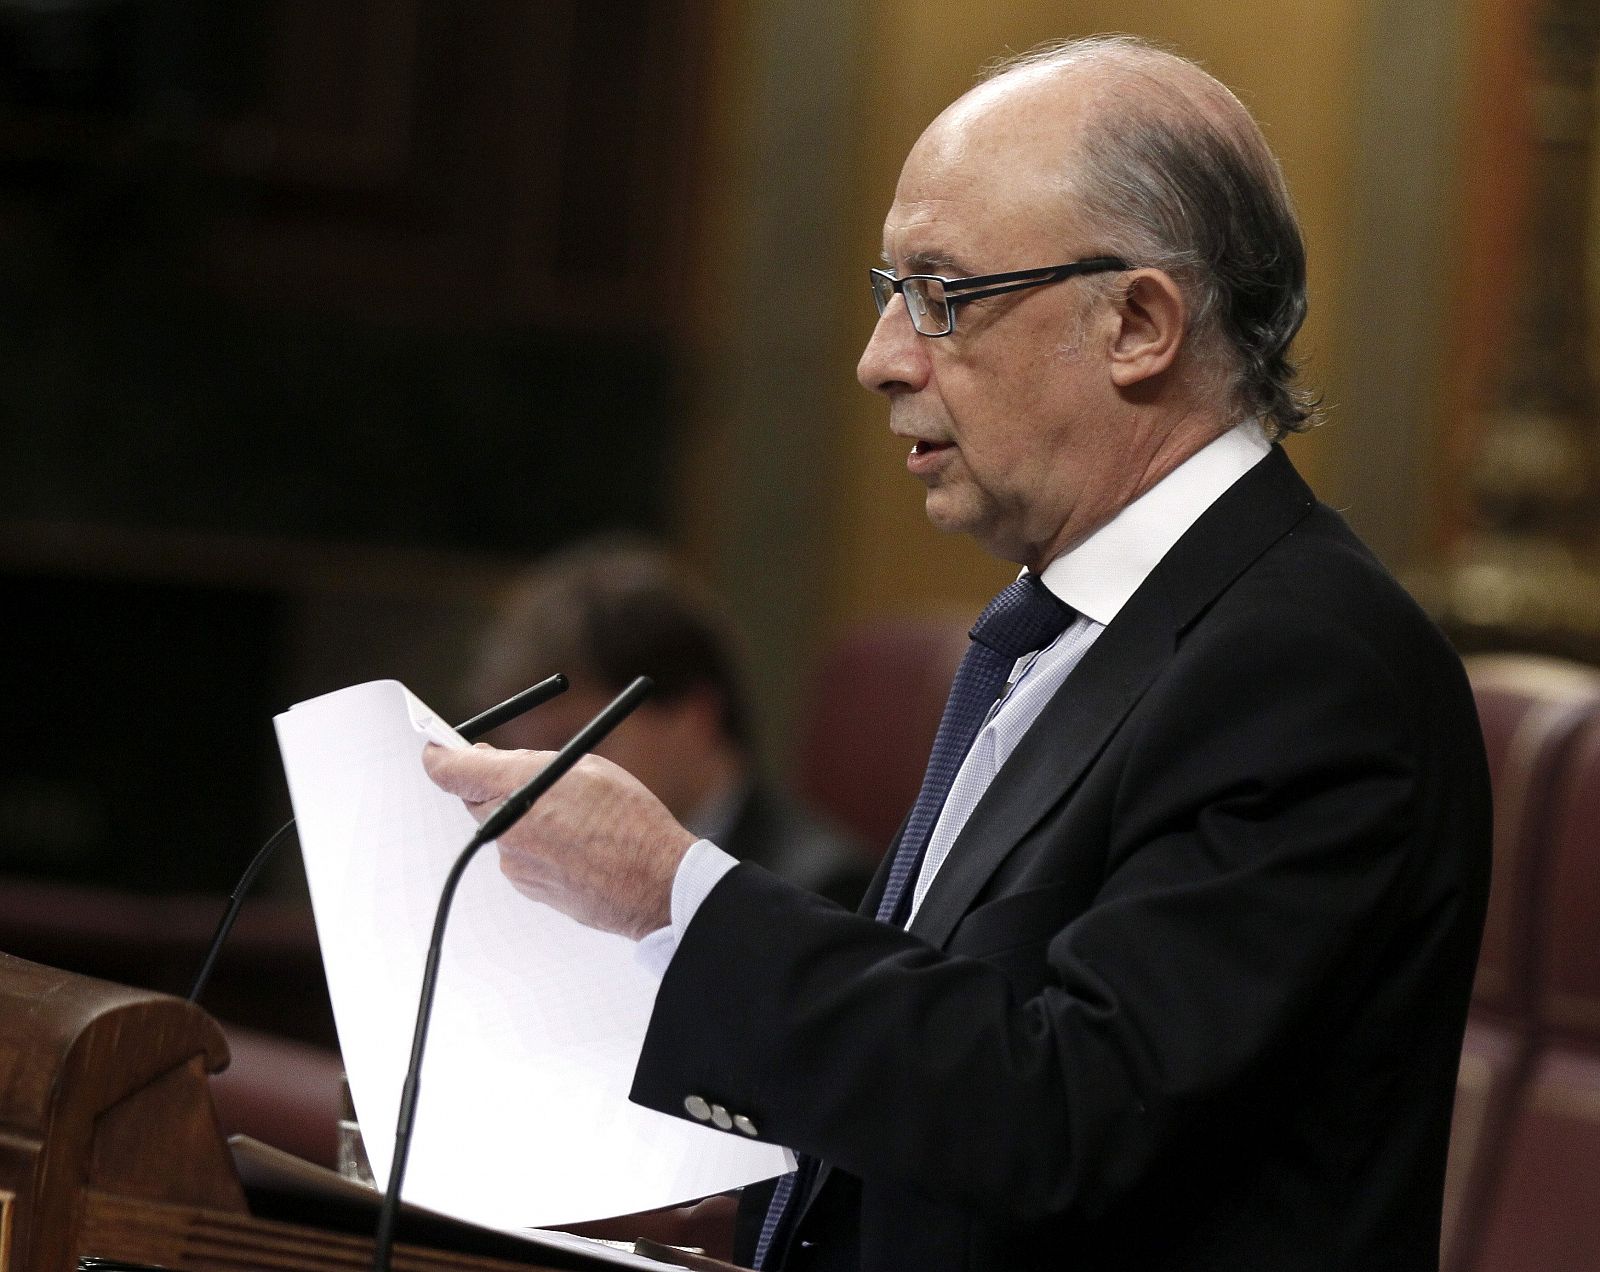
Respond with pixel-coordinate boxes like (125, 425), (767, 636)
(0, 951), (679, 1272)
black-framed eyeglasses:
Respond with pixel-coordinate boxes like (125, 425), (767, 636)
(869, 255), (1131, 337)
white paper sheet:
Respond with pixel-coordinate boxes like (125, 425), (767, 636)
(274, 679), (791, 1231)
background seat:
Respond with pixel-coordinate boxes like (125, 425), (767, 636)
(1469, 707), (1600, 1270)
(1461, 655), (1600, 1019)
(1444, 655), (1600, 1271)
(1459, 662), (1600, 1267)
(794, 615), (969, 858)
(209, 1022), (346, 1170)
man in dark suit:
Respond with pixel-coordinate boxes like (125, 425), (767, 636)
(426, 34), (1490, 1271)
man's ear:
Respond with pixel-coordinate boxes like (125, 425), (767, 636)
(1107, 269), (1187, 389)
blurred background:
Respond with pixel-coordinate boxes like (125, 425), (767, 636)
(0, 0), (1595, 1004)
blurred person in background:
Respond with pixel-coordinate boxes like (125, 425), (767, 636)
(468, 535), (873, 911)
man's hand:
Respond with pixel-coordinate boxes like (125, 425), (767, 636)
(422, 743), (696, 940)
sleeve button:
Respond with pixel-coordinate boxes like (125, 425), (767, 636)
(710, 1103), (734, 1130)
(684, 1095), (712, 1121)
(733, 1114), (759, 1137)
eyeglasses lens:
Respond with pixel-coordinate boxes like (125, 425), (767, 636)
(871, 273), (894, 316)
(904, 278), (950, 335)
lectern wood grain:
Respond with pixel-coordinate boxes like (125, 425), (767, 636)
(0, 951), (245, 1271)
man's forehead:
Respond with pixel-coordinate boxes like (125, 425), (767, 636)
(878, 72), (1089, 267)
(880, 197), (974, 272)
(880, 157), (1072, 272)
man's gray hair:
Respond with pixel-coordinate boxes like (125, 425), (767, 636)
(984, 36), (1319, 435)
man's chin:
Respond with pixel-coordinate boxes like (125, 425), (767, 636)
(921, 490), (969, 536)
(922, 491), (991, 545)
(923, 495), (1032, 565)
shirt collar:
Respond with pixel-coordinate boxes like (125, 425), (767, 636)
(1037, 420), (1272, 625)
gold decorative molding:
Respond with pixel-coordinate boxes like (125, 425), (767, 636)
(1416, 0), (1600, 656)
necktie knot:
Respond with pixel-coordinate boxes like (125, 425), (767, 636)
(969, 572), (1074, 660)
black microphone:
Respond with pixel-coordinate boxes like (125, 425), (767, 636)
(453, 675), (574, 741)
(186, 673), (570, 1004)
(371, 675), (653, 1272)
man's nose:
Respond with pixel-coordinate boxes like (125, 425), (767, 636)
(857, 296), (931, 395)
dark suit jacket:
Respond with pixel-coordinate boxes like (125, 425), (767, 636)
(630, 448), (1491, 1272)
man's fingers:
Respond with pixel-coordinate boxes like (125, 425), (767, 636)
(420, 742), (492, 799)
(422, 742), (552, 803)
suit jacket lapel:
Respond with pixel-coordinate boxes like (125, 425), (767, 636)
(906, 446), (1316, 949)
(904, 592), (1175, 947)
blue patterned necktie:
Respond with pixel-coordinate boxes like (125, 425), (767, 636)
(876, 571), (1075, 922)
(752, 572), (1074, 1270)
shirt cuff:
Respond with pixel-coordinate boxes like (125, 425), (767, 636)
(632, 838), (740, 979)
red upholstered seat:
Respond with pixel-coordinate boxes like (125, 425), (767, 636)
(1462, 655), (1600, 1019)
(1443, 1021), (1525, 1270)
(209, 1023), (347, 1170)
(795, 616), (970, 858)
(1539, 715), (1600, 1041)
(1471, 1049), (1600, 1271)
(1464, 673), (1600, 1272)
(1445, 656), (1600, 1272)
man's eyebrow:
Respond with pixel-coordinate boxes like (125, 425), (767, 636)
(881, 248), (970, 277)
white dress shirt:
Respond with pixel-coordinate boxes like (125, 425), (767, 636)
(636, 422), (1271, 976)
